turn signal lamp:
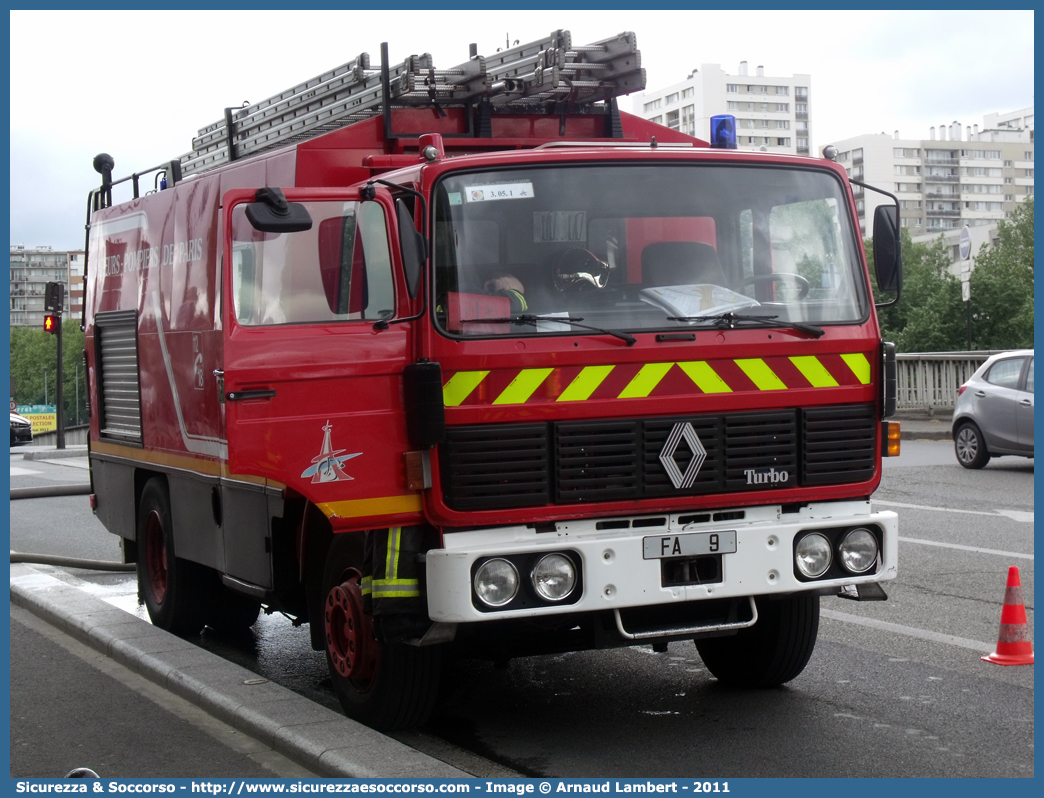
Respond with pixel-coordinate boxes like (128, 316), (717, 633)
(882, 422), (901, 457)
(43, 314), (59, 334)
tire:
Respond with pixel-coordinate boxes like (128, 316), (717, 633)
(204, 581), (262, 634)
(695, 593), (819, 688)
(954, 421), (991, 469)
(136, 478), (208, 636)
(321, 533), (442, 731)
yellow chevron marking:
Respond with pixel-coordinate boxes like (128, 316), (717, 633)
(735, 358), (787, 391)
(789, 356), (839, 388)
(618, 362), (674, 399)
(443, 371), (488, 406)
(557, 365), (615, 402)
(841, 353), (872, 385)
(677, 361), (732, 394)
(493, 368), (554, 405)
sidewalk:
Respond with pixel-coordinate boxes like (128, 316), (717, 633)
(10, 563), (469, 779)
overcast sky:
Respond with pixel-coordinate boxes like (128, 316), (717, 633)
(9, 9), (1033, 250)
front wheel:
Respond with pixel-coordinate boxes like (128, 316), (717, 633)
(136, 478), (208, 636)
(954, 422), (991, 469)
(695, 593), (819, 688)
(322, 535), (442, 731)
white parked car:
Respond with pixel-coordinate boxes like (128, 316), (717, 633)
(951, 350), (1034, 468)
(10, 411), (33, 446)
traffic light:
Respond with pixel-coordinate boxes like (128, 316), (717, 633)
(45, 281), (65, 313)
(43, 314), (60, 334)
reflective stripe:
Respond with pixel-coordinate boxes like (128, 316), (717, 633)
(789, 356), (839, 388)
(557, 365), (615, 402)
(441, 352), (874, 405)
(493, 368), (554, 405)
(443, 370), (488, 406)
(677, 361), (732, 393)
(735, 358), (787, 391)
(841, 353), (871, 384)
(618, 362), (674, 398)
(370, 582), (421, 598)
(386, 526), (402, 579)
(361, 575), (372, 596)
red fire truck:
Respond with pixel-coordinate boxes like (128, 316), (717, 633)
(83, 31), (903, 731)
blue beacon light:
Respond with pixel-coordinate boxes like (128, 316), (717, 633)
(710, 114), (737, 149)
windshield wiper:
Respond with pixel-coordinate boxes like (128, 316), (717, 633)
(460, 314), (637, 346)
(666, 312), (825, 339)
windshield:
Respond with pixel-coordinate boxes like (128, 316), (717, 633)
(432, 164), (868, 338)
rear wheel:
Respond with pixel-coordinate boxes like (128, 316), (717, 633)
(136, 478), (208, 636)
(954, 421), (991, 469)
(695, 593), (819, 688)
(321, 534), (442, 731)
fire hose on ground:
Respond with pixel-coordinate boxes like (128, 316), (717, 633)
(10, 482), (136, 572)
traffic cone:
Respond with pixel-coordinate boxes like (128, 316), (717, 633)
(982, 566), (1034, 666)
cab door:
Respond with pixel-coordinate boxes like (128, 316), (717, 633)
(220, 187), (422, 557)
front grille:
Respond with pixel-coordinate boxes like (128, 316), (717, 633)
(554, 420), (639, 503)
(440, 404), (876, 511)
(440, 423), (549, 510)
(802, 405), (876, 485)
(724, 411), (798, 491)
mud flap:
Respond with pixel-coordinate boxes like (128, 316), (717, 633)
(362, 526), (434, 642)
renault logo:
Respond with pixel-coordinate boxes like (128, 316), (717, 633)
(659, 422), (707, 490)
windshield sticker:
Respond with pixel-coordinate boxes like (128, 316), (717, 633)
(447, 192), (462, 206)
(464, 182), (534, 203)
(534, 211), (587, 243)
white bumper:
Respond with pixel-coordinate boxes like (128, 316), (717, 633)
(426, 500), (898, 623)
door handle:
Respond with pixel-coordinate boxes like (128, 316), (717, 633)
(974, 390), (986, 397)
(226, 389), (277, 401)
(1020, 399), (1033, 406)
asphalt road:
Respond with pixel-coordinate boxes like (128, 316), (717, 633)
(8, 442), (1034, 777)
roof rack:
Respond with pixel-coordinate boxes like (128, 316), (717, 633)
(178, 30), (645, 176)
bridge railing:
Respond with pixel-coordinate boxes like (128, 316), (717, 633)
(896, 351), (1005, 414)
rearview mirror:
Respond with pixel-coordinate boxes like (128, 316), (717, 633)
(245, 187), (312, 233)
(873, 204), (902, 294)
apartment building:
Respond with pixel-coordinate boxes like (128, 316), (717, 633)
(825, 109), (1034, 258)
(9, 245), (84, 328)
(632, 61), (812, 155)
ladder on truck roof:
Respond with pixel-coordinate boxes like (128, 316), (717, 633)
(179, 30), (645, 176)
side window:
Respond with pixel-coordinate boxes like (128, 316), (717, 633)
(230, 200), (395, 326)
(1023, 359), (1033, 394)
(986, 357), (1026, 390)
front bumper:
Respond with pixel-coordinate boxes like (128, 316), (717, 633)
(426, 500), (897, 623)
(11, 425), (33, 444)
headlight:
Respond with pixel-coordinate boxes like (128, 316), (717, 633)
(531, 554), (576, 601)
(474, 558), (519, 607)
(795, 533), (832, 578)
(839, 528), (879, 574)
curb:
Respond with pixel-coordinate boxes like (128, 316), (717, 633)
(21, 447), (90, 461)
(9, 563), (470, 779)
(900, 429), (951, 442)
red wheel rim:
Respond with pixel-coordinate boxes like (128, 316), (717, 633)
(324, 570), (378, 689)
(144, 510), (168, 604)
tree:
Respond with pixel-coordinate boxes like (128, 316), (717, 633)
(9, 320), (88, 426)
(871, 228), (966, 352)
(968, 198), (1034, 350)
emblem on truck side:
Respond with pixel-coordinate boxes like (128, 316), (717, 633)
(301, 422), (362, 484)
(659, 422), (707, 490)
